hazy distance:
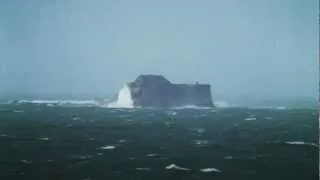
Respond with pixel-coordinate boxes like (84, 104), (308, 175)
(0, 0), (318, 101)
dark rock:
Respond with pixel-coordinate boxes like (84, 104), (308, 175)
(126, 75), (214, 108)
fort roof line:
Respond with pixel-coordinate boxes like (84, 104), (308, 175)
(134, 74), (209, 86)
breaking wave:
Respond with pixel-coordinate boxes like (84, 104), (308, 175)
(213, 100), (290, 110)
(107, 84), (134, 108)
(9, 97), (290, 110)
(15, 100), (100, 106)
(249, 106), (289, 110)
(172, 105), (212, 110)
(171, 100), (232, 109)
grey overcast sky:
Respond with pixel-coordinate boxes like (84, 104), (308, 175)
(0, 0), (318, 99)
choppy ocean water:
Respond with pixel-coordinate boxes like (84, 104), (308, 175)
(0, 103), (318, 180)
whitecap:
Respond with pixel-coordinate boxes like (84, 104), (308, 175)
(78, 155), (93, 160)
(165, 121), (175, 126)
(128, 157), (136, 160)
(285, 141), (305, 145)
(244, 117), (256, 121)
(146, 153), (159, 157)
(165, 164), (190, 171)
(285, 141), (318, 147)
(99, 145), (116, 150)
(72, 117), (80, 121)
(21, 160), (32, 164)
(224, 156), (233, 160)
(13, 110), (24, 113)
(118, 139), (126, 143)
(172, 105), (212, 110)
(67, 154), (93, 160)
(194, 140), (209, 146)
(167, 111), (177, 116)
(190, 128), (206, 134)
(17, 99), (100, 106)
(250, 106), (289, 110)
(200, 168), (221, 173)
(38, 137), (50, 141)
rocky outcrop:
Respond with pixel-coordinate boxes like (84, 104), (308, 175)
(126, 75), (214, 108)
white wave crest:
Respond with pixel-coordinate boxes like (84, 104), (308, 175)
(285, 141), (318, 147)
(172, 105), (212, 110)
(165, 164), (190, 171)
(107, 84), (134, 108)
(249, 106), (288, 110)
(15, 100), (100, 106)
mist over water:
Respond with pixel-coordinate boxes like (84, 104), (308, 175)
(0, 0), (318, 100)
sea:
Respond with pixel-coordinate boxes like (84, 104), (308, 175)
(0, 99), (318, 180)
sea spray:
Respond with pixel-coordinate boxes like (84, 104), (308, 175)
(107, 84), (134, 108)
(214, 100), (230, 108)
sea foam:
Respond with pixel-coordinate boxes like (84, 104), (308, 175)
(107, 84), (134, 108)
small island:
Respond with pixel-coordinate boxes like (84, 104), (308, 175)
(110, 75), (214, 108)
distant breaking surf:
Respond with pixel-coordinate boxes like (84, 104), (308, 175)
(107, 84), (134, 108)
(15, 100), (101, 106)
(8, 99), (291, 110)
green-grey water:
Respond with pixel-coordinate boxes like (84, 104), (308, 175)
(0, 103), (318, 180)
